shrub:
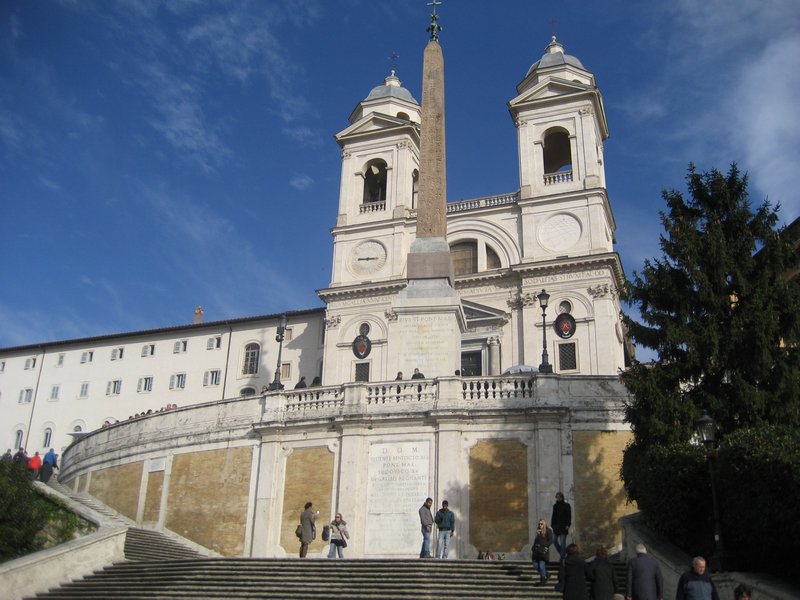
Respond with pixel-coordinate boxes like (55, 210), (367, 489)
(714, 425), (800, 573)
(0, 461), (95, 563)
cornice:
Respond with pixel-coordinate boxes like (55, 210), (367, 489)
(512, 252), (626, 286)
(316, 279), (408, 303)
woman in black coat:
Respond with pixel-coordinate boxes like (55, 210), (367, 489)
(558, 543), (591, 600)
(589, 546), (618, 600)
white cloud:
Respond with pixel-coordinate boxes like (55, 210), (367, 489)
(289, 174), (314, 190)
(725, 34), (800, 220)
(283, 126), (323, 146)
(37, 175), (61, 191)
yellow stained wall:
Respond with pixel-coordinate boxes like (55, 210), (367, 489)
(165, 447), (252, 556)
(88, 461), (143, 521)
(469, 439), (529, 552)
(572, 430), (636, 552)
(142, 470), (164, 524)
(281, 446), (334, 554)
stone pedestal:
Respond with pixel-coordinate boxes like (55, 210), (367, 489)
(392, 278), (464, 378)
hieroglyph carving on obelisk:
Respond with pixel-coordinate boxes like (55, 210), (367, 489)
(416, 38), (446, 239)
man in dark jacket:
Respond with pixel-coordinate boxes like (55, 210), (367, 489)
(551, 491), (572, 559)
(589, 546), (618, 600)
(675, 557), (719, 600)
(299, 501), (317, 558)
(626, 544), (663, 600)
(434, 500), (455, 558)
(418, 497), (434, 558)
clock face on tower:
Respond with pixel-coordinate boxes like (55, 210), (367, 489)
(348, 240), (387, 275)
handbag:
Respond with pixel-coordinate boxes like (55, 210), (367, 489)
(295, 524), (302, 539)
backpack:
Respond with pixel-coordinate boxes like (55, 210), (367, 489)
(322, 525), (330, 541)
(295, 524), (302, 539)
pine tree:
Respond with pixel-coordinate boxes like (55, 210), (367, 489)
(622, 164), (800, 446)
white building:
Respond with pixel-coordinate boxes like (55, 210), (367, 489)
(2, 36), (628, 462)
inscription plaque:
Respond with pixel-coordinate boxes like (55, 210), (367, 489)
(364, 441), (431, 555)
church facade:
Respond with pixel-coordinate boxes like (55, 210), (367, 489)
(1, 35), (634, 559)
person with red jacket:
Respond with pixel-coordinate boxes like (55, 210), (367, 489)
(27, 451), (42, 479)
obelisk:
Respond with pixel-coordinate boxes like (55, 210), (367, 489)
(407, 3), (452, 281)
(392, 2), (464, 378)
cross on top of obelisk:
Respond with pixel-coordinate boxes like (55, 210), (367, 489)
(427, 0), (443, 41)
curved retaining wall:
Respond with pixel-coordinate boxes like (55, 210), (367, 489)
(61, 375), (634, 558)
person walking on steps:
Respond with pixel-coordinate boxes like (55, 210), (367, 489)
(532, 518), (554, 585)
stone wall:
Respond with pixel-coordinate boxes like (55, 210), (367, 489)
(60, 376), (632, 559)
(281, 447), (334, 556)
(469, 439), (529, 552)
(88, 461), (143, 521)
(573, 429), (634, 553)
(165, 447), (252, 556)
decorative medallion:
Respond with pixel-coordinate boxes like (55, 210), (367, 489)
(352, 335), (372, 359)
(539, 213), (581, 252)
(554, 313), (577, 339)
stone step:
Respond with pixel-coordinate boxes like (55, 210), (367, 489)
(124, 528), (204, 561)
(28, 559), (626, 600)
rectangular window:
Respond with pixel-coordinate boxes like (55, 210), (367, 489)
(24, 357), (36, 370)
(111, 347), (124, 361)
(284, 327), (294, 342)
(50, 385), (60, 401)
(19, 388), (33, 403)
(79, 382), (90, 398)
(137, 376), (153, 393)
(57, 353), (65, 367)
(203, 369), (221, 387)
(280, 362), (291, 381)
(173, 340), (188, 354)
(207, 336), (222, 350)
(106, 379), (122, 396)
(141, 344), (155, 357)
(558, 342), (578, 372)
(169, 373), (186, 390)
(0, 360), (5, 373)
(354, 362), (370, 382)
(80, 351), (94, 364)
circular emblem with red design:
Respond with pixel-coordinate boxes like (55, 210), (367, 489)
(352, 335), (372, 359)
(554, 313), (576, 339)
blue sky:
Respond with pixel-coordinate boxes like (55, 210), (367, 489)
(1, 0), (798, 349)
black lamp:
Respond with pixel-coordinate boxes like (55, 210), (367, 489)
(268, 315), (288, 391)
(537, 289), (553, 374)
(695, 410), (724, 571)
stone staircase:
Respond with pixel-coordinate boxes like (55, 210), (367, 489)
(44, 479), (136, 527)
(123, 528), (205, 562)
(28, 558), (627, 599)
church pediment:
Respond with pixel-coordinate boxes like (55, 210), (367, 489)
(510, 77), (592, 108)
(336, 113), (420, 143)
(461, 299), (509, 327)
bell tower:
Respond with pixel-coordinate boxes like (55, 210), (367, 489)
(508, 37), (625, 374)
(509, 36), (609, 201)
(329, 72), (421, 288)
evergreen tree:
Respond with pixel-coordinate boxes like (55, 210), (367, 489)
(622, 164), (800, 446)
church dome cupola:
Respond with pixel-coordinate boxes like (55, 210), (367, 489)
(348, 71), (421, 124)
(516, 36), (594, 94)
(365, 71), (418, 103)
(526, 36), (585, 75)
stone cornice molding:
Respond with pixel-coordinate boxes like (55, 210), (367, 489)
(513, 252), (625, 288)
(317, 280), (407, 304)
